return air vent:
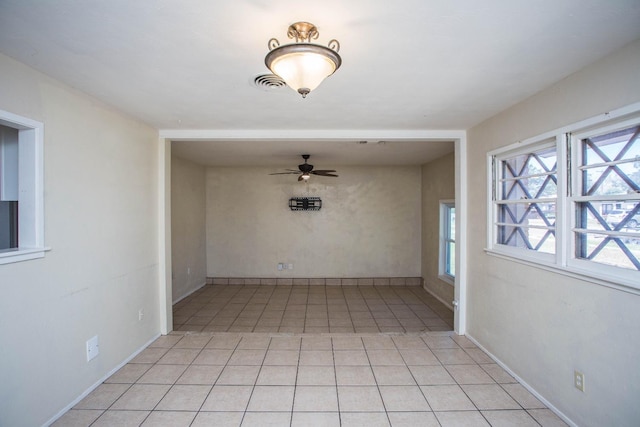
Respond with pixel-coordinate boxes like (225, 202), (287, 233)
(254, 74), (287, 91)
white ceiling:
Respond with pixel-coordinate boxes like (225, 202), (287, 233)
(1, 0), (639, 166)
(170, 138), (457, 167)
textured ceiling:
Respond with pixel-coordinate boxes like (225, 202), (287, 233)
(1, 0), (639, 165)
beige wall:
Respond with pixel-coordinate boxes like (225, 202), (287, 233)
(466, 39), (640, 427)
(171, 155), (207, 302)
(0, 53), (160, 427)
(421, 152), (455, 307)
(205, 166), (422, 278)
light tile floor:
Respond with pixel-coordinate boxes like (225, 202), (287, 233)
(55, 332), (569, 426)
(172, 285), (454, 333)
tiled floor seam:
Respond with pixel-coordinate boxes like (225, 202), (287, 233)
(193, 333), (239, 423)
(360, 337), (393, 424)
(240, 335), (273, 424)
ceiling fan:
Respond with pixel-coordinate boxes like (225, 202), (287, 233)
(270, 154), (338, 181)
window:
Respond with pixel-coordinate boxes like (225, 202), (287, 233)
(488, 103), (640, 291)
(494, 141), (558, 262)
(0, 109), (46, 264)
(440, 200), (455, 283)
(0, 125), (19, 251)
(572, 123), (640, 271)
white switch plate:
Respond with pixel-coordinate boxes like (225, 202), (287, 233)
(86, 335), (99, 362)
(574, 370), (585, 392)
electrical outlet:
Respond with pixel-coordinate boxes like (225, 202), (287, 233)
(86, 336), (99, 362)
(138, 308), (144, 321)
(277, 263), (283, 271)
(288, 263), (294, 270)
(574, 370), (585, 392)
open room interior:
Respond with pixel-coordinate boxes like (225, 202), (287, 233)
(169, 142), (458, 336)
(0, 1), (639, 426)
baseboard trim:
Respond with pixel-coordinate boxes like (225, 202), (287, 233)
(173, 281), (207, 305)
(464, 333), (577, 427)
(206, 277), (423, 286)
(421, 282), (454, 311)
(43, 333), (161, 427)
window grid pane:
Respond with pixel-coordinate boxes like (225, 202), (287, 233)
(0, 201), (18, 251)
(441, 203), (455, 279)
(496, 145), (557, 255)
(575, 124), (640, 271)
(446, 241), (455, 276)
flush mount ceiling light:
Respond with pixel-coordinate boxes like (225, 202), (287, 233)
(265, 21), (341, 98)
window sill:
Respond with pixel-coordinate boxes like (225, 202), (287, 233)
(484, 248), (640, 296)
(0, 247), (50, 265)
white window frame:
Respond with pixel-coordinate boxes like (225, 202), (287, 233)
(439, 200), (455, 285)
(486, 102), (640, 294)
(566, 115), (640, 286)
(488, 136), (563, 267)
(0, 109), (47, 265)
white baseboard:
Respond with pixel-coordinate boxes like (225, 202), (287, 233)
(464, 333), (577, 427)
(172, 281), (206, 305)
(43, 333), (161, 427)
(422, 281), (454, 311)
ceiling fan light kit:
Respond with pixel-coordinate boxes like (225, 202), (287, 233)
(265, 21), (341, 98)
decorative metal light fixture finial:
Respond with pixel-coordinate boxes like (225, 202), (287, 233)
(265, 21), (341, 98)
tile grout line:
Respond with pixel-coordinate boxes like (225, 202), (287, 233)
(332, 335), (342, 427)
(331, 338), (342, 426)
(191, 333), (241, 424)
(399, 287), (435, 332)
(437, 343), (502, 426)
(394, 334), (437, 416)
(201, 285), (245, 332)
(238, 335), (273, 425)
(167, 334), (215, 422)
(288, 335), (303, 427)
(138, 335), (203, 425)
(360, 335), (394, 425)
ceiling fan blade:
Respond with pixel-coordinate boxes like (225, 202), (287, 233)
(312, 172), (338, 177)
(272, 155), (338, 180)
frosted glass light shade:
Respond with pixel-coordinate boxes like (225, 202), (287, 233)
(265, 44), (341, 97)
